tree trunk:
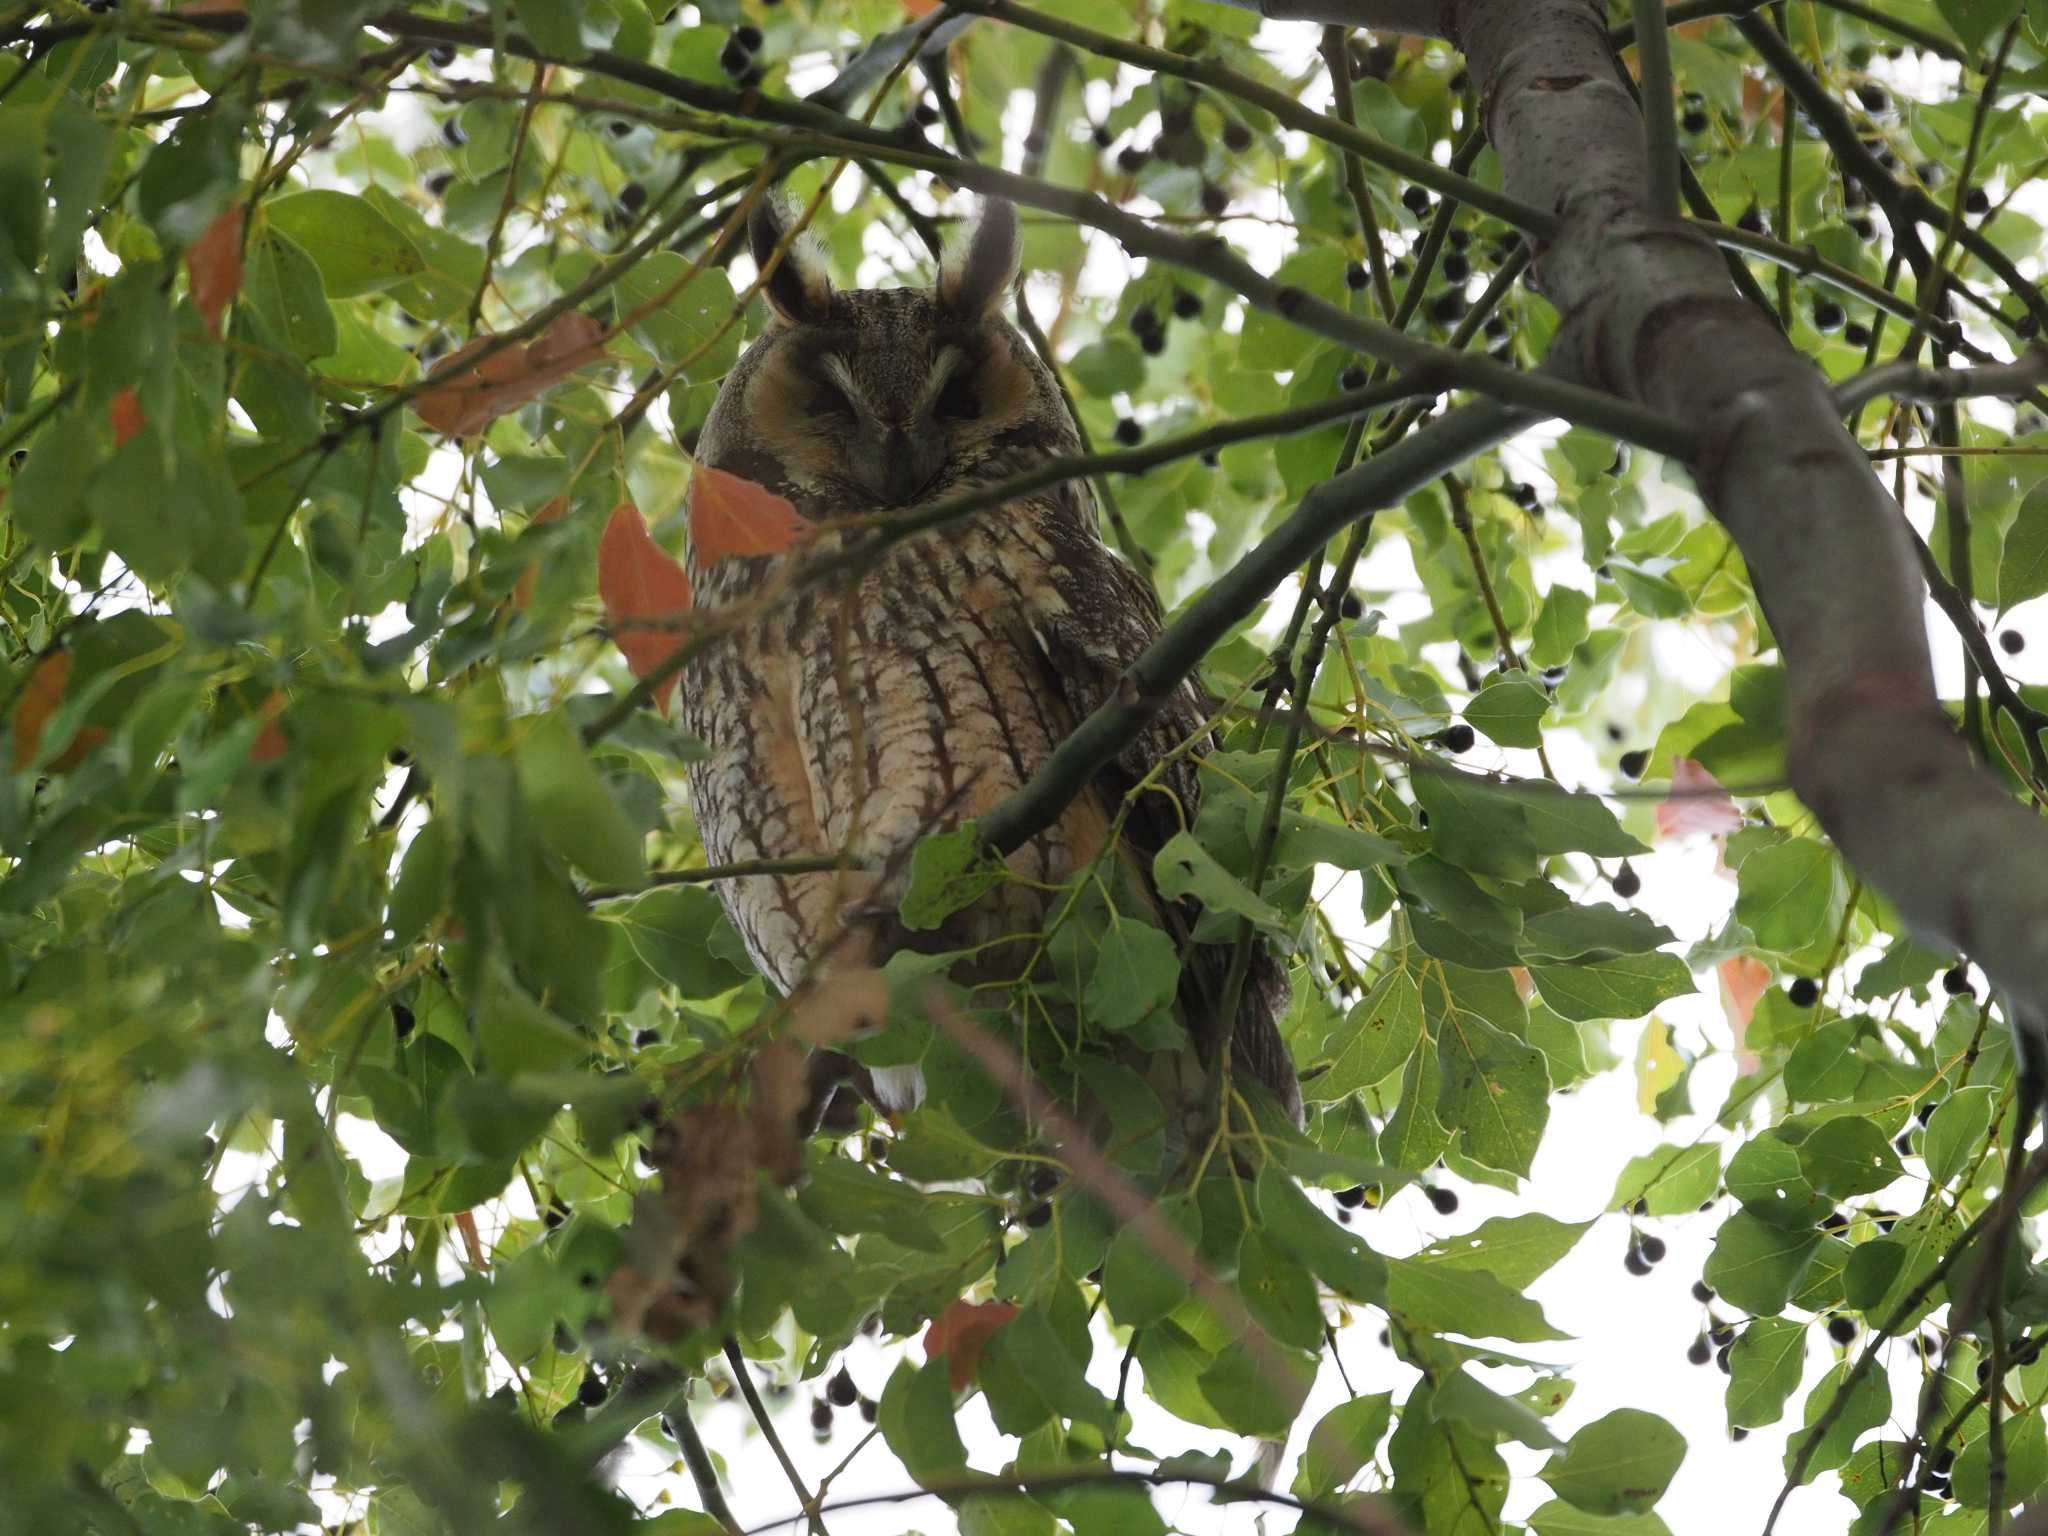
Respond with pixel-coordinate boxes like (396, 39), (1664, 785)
(1451, 0), (2048, 1046)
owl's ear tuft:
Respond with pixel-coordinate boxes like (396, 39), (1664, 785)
(937, 198), (1020, 319)
(749, 195), (834, 326)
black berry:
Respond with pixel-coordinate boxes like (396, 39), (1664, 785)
(1199, 448), (1220, 468)
(1116, 145), (1150, 172)
(440, 119), (466, 147)
(718, 37), (751, 75)
(1788, 976), (1819, 1007)
(578, 1370), (607, 1406)
(1732, 1426), (1748, 1441)
(1336, 1185), (1367, 1209)
(1340, 363), (1368, 390)
(1692, 1280), (1714, 1303)
(827, 1366), (859, 1407)
(1431, 290), (1465, 324)
(1682, 108), (1710, 135)
(1092, 126), (1113, 148)
(1639, 1233), (1667, 1263)
(1442, 723), (1475, 754)
(1200, 182), (1230, 216)
(2001, 630), (2025, 655)
(1849, 214), (1875, 240)
(1339, 593), (1364, 620)
(1612, 861), (1642, 899)
(1139, 329), (1166, 356)
(1942, 964), (1973, 997)
(634, 1028), (660, 1046)
(914, 101), (940, 126)
(1827, 1315), (1857, 1345)
(734, 23), (763, 49)
(1023, 1201), (1053, 1227)
(1844, 321), (1871, 346)
(1130, 303), (1159, 337)
(1223, 120), (1253, 153)
(1813, 299), (1846, 332)
(859, 1396), (878, 1423)
(1820, 1210), (1848, 1233)
(1172, 287), (1201, 320)
(618, 181), (647, 212)
(1855, 82), (1887, 113)
(1113, 418), (1142, 446)
(392, 1001), (416, 1038)
(1966, 187), (1991, 215)
(1735, 205), (1765, 234)
(810, 1399), (833, 1437)
(1441, 251), (1470, 284)
(1619, 749), (1649, 779)
(1687, 1336), (1712, 1365)
(427, 45), (457, 67)
(1625, 1250), (1653, 1277)
(1345, 262), (1369, 291)
(1403, 184), (1432, 215)
(1424, 1185), (1459, 1215)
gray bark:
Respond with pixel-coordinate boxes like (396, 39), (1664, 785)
(1452, 0), (2048, 1046)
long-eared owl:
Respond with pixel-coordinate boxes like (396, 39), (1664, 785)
(678, 194), (1301, 1128)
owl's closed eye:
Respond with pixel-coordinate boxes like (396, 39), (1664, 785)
(712, 197), (1065, 511)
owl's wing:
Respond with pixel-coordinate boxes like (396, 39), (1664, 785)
(1024, 488), (1301, 1126)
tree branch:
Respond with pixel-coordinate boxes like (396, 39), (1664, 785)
(1633, 0), (1679, 221)
(664, 1399), (743, 1534)
(1832, 347), (2048, 416)
(980, 398), (1534, 855)
(722, 1338), (829, 1536)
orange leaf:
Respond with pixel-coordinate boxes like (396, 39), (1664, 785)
(689, 465), (814, 563)
(413, 313), (610, 437)
(186, 204), (244, 338)
(902, 0), (940, 13)
(109, 388), (145, 449)
(1718, 955), (1770, 1076)
(513, 496), (568, 610)
(598, 502), (693, 713)
(10, 652), (101, 771)
(249, 690), (289, 763)
(1655, 757), (1742, 839)
(924, 1300), (1017, 1392)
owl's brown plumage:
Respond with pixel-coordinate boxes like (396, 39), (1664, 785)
(679, 196), (1300, 1127)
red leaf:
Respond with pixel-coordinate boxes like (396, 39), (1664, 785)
(186, 204), (244, 338)
(513, 496), (568, 611)
(1718, 955), (1769, 1075)
(902, 0), (942, 14)
(1656, 757), (1741, 839)
(249, 690), (289, 763)
(598, 502), (693, 714)
(109, 388), (145, 449)
(413, 312), (610, 437)
(10, 652), (101, 771)
(924, 1300), (1018, 1392)
(689, 466), (814, 564)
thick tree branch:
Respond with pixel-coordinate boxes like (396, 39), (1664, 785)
(1454, 0), (2048, 1098)
(1832, 347), (2048, 416)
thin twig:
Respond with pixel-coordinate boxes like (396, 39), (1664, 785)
(666, 1397), (742, 1534)
(722, 1338), (829, 1536)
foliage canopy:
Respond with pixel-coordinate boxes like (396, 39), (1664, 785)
(6, 0), (2048, 1532)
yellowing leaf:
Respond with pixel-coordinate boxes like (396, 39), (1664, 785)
(923, 1299), (1017, 1391)
(1634, 1015), (1681, 1114)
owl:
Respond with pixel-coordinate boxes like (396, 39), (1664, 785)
(677, 194), (1301, 1130)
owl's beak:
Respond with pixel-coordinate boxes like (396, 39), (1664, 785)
(873, 425), (943, 505)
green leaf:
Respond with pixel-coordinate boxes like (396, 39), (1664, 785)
(1238, 1229), (1323, 1350)
(264, 190), (424, 297)
(1528, 587), (1592, 670)
(1267, 808), (1406, 872)
(1703, 1211), (1821, 1316)
(1306, 967), (1424, 1101)
(517, 0), (589, 55)
(1527, 1502), (1672, 1536)
(1295, 1392), (1393, 1498)
(900, 823), (1006, 931)
(616, 257), (741, 381)
(1085, 920), (1181, 1034)
(1798, 1117), (1903, 1200)
(1518, 904), (1674, 963)
(1540, 1409), (1685, 1516)
(1435, 1011), (1550, 1177)
(1154, 830), (1285, 930)
(244, 228), (337, 361)
(1412, 1214), (1593, 1291)
(1529, 952), (1695, 1023)
(1101, 1196), (1199, 1327)
(1923, 1085), (1995, 1186)
(1726, 1133), (1834, 1228)
(877, 1358), (968, 1486)
(1384, 1258), (1569, 1343)
(515, 712), (645, 886)
(1726, 1316), (1807, 1430)
(1734, 838), (1847, 959)
(605, 885), (751, 997)
(1465, 674), (1551, 748)
(1937, 0), (2023, 53)
(1194, 1338), (1315, 1436)
(1782, 1360), (1889, 1477)
(1433, 1368), (1565, 1449)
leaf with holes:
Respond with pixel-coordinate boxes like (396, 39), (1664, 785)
(598, 503), (692, 713)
